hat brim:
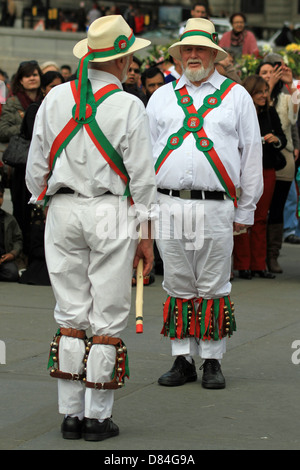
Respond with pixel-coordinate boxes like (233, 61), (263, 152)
(73, 37), (151, 62)
(168, 37), (228, 63)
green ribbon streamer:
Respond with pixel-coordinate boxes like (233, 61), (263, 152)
(213, 299), (220, 340)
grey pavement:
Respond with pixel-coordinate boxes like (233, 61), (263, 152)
(0, 242), (300, 451)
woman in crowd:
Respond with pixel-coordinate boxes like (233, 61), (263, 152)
(233, 75), (287, 279)
(257, 60), (299, 273)
(219, 12), (259, 58)
(19, 70), (64, 286)
(0, 60), (43, 260)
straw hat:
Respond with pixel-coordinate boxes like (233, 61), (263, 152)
(72, 15), (151, 122)
(73, 15), (151, 62)
(168, 18), (228, 62)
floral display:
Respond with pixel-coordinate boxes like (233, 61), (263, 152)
(137, 42), (300, 80)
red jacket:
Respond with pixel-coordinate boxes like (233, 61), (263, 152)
(219, 30), (259, 57)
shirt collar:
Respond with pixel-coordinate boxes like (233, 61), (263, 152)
(175, 68), (224, 92)
(88, 69), (123, 90)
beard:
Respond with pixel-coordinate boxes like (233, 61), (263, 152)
(183, 58), (214, 82)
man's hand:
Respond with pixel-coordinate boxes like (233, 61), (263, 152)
(0, 253), (15, 264)
(233, 222), (251, 234)
(133, 239), (154, 277)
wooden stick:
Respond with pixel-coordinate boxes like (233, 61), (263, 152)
(135, 258), (144, 334)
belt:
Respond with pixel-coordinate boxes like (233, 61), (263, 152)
(56, 187), (75, 194)
(55, 187), (112, 196)
(157, 188), (227, 200)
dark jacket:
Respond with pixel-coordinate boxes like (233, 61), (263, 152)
(257, 105), (287, 169)
(0, 209), (23, 257)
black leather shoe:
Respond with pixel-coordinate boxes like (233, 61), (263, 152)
(200, 359), (226, 389)
(284, 234), (300, 244)
(251, 270), (275, 279)
(238, 270), (252, 279)
(158, 355), (197, 386)
(61, 416), (83, 439)
(82, 417), (119, 441)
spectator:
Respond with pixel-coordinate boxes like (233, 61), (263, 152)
(233, 75), (287, 279)
(60, 65), (72, 81)
(179, 2), (209, 35)
(141, 67), (165, 101)
(0, 0), (16, 27)
(87, 2), (101, 25)
(219, 12), (259, 58)
(164, 56), (183, 83)
(0, 69), (9, 113)
(76, 1), (87, 32)
(0, 60), (43, 259)
(123, 56), (147, 106)
(215, 47), (242, 84)
(275, 22), (295, 47)
(19, 70), (64, 286)
(40, 61), (60, 74)
(0, 181), (23, 282)
(257, 59), (299, 273)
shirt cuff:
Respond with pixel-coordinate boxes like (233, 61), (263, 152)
(234, 207), (254, 226)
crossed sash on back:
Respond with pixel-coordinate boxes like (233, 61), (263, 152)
(37, 80), (130, 205)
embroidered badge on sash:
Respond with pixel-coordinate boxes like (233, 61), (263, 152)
(167, 133), (183, 150)
(196, 137), (214, 151)
(183, 114), (203, 132)
(178, 95), (193, 107)
(203, 94), (221, 109)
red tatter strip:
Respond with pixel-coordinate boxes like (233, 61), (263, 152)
(218, 298), (225, 340)
(164, 297), (171, 323)
(195, 298), (202, 338)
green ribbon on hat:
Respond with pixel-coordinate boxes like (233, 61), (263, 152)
(180, 30), (219, 45)
(74, 32), (136, 122)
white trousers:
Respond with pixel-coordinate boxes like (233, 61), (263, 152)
(156, 193), (235, 360)
(45, 193), (138, 419)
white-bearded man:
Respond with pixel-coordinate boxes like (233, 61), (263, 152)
(147, 18), (263, 389)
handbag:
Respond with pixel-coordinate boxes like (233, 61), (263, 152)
(272, 147), (287, 171)
(2, 134), (30, 168)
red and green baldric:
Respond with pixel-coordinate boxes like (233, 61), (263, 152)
(155, 77), (238, 207)
(38, 32), (136, 204)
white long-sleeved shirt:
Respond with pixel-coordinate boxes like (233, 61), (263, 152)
(26, 69), (158, 223)
(146, 70), (263, 225)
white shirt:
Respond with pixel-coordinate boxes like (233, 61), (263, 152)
(146, 69), (263, 225)
(26, 70), (158, 223)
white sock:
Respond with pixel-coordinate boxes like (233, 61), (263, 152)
(183, 355), (193, 364)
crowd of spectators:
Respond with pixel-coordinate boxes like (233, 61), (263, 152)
(0, 6), (299, 285)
